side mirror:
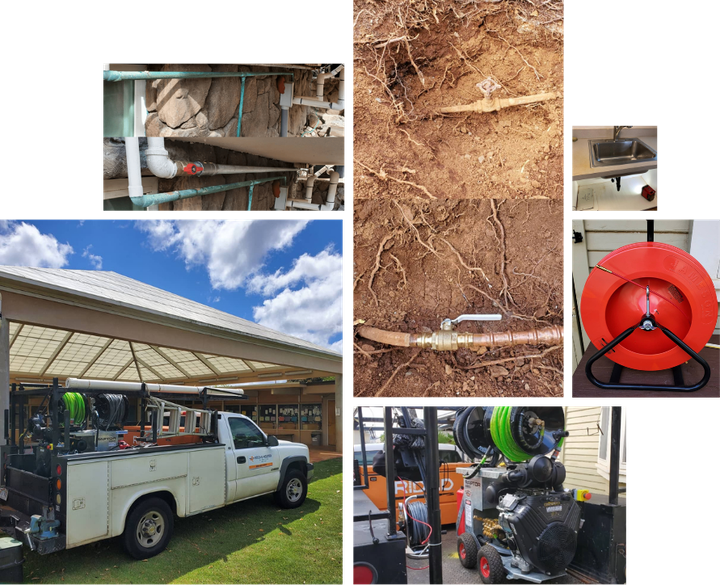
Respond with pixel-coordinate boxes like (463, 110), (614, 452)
(267, 435), (279, 447)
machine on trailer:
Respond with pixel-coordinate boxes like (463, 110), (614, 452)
(453, 406), (588, 584)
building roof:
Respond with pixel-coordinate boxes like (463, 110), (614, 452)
(0, 266), (340, 385)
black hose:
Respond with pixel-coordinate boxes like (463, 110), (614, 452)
(96, 394), (127, 430)
(406, 501), (430, 547)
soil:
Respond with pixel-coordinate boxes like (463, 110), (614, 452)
(354, 0), (564, 200)
(353, 199), (563, 397)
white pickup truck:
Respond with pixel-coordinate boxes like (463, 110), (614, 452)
(0, 379), (314, 559)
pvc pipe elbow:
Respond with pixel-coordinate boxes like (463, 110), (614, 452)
(146, 137), (177, 179)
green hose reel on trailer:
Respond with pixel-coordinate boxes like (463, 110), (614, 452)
(454, 406), (566, 462)
(62, 392), (86, 425)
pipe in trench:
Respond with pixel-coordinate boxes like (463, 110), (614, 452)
(357, 325), (564, 351)
(280, 108), (289, 137)
(439, 92), (558, 114)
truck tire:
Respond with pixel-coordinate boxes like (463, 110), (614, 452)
(123, 497), (174, 559)
(275, 468), (307, 508)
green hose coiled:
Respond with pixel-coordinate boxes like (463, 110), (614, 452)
(490, 406), (531, 462)
(490, 407), (566, 462)
(63, 392), (86, 425)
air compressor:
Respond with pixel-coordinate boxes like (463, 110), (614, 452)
(453, 406), (587, 584)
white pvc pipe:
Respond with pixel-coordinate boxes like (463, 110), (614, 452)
(145, 137), (295, 179)
(125, 138), (144, 202)
(337, 66), (345, 109)
(146, 137), (177, 179)
(318, 66), (344, 104)
(274, 186), (289, 210)
(292, 96), (344, 110)
(288, 199), (335, 211)
(326, 171), (340, 204)
(305, 175), (315, 201)
(65, 377), (244, 396)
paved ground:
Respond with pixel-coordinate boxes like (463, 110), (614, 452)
(308, 446), (342, 463)
(406, 528), (581, 584)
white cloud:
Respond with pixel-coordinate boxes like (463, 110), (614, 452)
(252, 247), (343, 352)
(248, 248), (342, 295)
(82, 245), (103, 270)
(138, 220), (342, 353)
(138, 220), (308, 289)
(0, 222), (73, 268)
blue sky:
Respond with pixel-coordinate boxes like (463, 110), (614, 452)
(0, 220), (343, 352)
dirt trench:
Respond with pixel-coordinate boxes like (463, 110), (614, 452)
(353, 199), (563, 397)
(354, 0), (564, 200)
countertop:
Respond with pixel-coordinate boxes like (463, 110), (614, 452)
(572, 136), (657, 180)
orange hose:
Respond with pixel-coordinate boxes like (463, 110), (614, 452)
(357, 326), (411, 347)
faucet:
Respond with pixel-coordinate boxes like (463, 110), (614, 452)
(613, 125), (633, 141)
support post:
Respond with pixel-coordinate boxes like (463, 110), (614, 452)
(334, 374), (342, 453)
(0, 295), (9, 445)
(424, 407), (443, 584)
(384, 407), (397, 537)
(609, 406), (622, 505)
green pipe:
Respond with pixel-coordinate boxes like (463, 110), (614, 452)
(237, 77), (246, 137)
(131, 176), (286, 209)
(247, 184), (255, 211)
(103, 71), (293, 82)
(104, 70), (293, 137)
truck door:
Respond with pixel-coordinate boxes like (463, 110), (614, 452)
(227, 417), (281, 501)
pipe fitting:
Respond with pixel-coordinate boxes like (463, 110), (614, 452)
(146, 137), (177, 179)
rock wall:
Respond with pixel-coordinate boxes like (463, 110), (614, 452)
(144, 65), (315, 138)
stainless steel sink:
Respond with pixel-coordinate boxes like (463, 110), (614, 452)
(589, 139), (657, 168)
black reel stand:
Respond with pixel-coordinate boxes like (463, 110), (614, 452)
(585, 316), (711, 392)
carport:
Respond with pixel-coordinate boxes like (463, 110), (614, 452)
(0, 266), (343, 451)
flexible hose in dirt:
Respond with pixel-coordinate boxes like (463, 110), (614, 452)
(357, 325), (563, 351)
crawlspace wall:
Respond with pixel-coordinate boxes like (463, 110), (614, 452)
(144, 64), (315, 138)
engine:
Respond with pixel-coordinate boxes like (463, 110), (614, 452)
(497, 490), (581, 576)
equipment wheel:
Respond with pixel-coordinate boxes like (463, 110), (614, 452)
(457, 532), (477, 569)
(478, 545), (505, 584)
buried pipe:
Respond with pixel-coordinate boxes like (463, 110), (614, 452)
(145, 137), (296, 179)
(439, 92), (558, 114)
(439, 76), (557, 114)
(130, 176), (286, 209)
(125, 137), (144, 203)
(357, 324), (563, 351)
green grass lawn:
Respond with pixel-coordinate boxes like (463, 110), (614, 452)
(23, 458), (342, 584)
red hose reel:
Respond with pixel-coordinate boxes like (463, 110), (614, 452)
(581, 242), (717, 371)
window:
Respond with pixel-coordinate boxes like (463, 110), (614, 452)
(439, 449), (461, 463)
(228, 417), (266, 450)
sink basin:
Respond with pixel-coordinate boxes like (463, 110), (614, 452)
(589, 139), (657, 168)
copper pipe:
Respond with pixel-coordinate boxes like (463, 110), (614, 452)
(358, 325), (563, 351)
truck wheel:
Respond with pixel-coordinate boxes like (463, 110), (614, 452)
(123, 497), (174, 559)
(478, 545), (504, 584)
(275, 469), (307, 508)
